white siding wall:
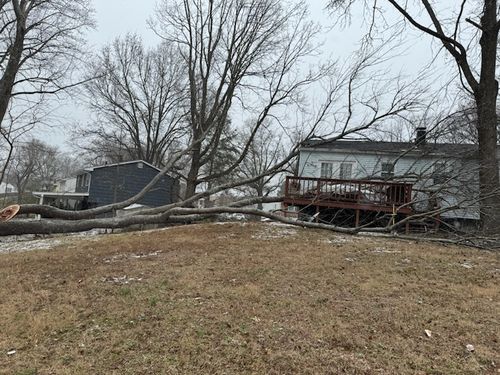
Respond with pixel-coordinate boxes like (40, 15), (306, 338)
(0, 182), (16, 194)
(298, 148), (480, 220)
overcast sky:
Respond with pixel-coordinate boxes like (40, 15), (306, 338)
(89, 0), (158, 46)
(47, 0), (444, 151)
(51, 0), (351, 148)
(88, 1), (345, 46)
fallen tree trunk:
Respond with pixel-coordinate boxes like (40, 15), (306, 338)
(0, 212), (171, 235)
(0, 205), (360, 236)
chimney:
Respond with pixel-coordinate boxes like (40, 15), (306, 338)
(415, 127), (427, 145)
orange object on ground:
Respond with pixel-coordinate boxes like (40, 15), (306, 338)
(0, 205), (20, 222)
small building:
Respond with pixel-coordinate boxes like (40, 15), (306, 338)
(0, 182), (17, 206)
(53, 177), (77, 194)
(33, 160), (178, 211)
(285, 128), (485, 228)
(0, 182), (16, 194)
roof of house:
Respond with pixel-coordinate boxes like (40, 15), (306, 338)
(301, 139), (480, 158)
(32, 191), (89, 198)
(83, 160), (161, 172)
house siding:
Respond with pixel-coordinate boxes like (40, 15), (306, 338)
(87, 162), (178, 208)
(298, 148), (480, 220)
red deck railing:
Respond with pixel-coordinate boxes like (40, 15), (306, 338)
(284, 176), (413, 214)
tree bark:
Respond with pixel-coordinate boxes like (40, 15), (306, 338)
(476, 0), (500, 232)
(185, 145), (201, 201)
(256, 186), (264, 210)
(0, 205), (358, 236)
(0, 4), (25, 126)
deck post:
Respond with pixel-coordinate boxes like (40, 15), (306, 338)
(355, 209), (360, 227)
(36, 194), (44, 220)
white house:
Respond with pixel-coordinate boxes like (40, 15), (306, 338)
(0, 182), (16, 194)
(53, 177), (77, 193)
(294, 128), (484, 221)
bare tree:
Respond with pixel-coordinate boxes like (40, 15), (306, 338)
(237, 124), (287, 209)
(31, 144), (60, 191)
(0, 2), (425, 235)
(328, 0), (500, 232)
(55, 153), (84, 181)
(433, 98), (500, 144)
(2, 55), (421, 234)
(0, 0), (93, 191)
(71, 131), (133, 166)
(202, 121), (240, 189)
(0, 0), (93, 128)
(77, 34), (188, 167)
(152, 0), (331, 199)
(0, 97), (48, 186)
(8, 139), (59, 203)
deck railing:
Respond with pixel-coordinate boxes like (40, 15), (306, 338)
(284, 176), (413, 212)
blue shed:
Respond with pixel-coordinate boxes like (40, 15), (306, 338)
(75, 160), (178, 208)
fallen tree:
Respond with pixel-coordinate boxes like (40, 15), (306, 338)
(0, 1), (428, 237)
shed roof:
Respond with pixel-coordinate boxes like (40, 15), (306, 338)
(84, 160), (160, 172)
(77, 160), (176, 179)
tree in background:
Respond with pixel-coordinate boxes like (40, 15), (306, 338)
(237, 125), (287, 209)
(0, 0), (93, 186)
(433, 99), (500, 145)
(0, 104), (41, 186)
(153, 0), (331, 199)
(4, 1), (424, 235)
(203, 123), (240, 188)
(6, 138), (82, 203)
(328, 0), (500, 231)
(78, 34), (188, 167)
(8, 139), (57, 203)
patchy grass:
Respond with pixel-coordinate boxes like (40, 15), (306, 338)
(0, 222), (498, 374)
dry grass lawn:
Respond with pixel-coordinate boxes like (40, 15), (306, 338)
(0, 222), (499, 374)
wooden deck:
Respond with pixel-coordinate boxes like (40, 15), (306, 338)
(284, 176), (414, 220)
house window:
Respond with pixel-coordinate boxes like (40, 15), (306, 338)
(339, 162), (353, 179)
(381, 162), (394, 179)
(77, 174), (90, 188)
(320, 162), (333, 179)
(6, 187), (12, 193)
(432, 162), (450, 184)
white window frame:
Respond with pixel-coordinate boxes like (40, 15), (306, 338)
(319, 160), (356, 179)
(77, 173), (91, 189)
(339, 162), (354, 179)
(320, 162), (334, 179)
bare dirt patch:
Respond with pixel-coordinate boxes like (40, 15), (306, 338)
(0, 222), (498, 374)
